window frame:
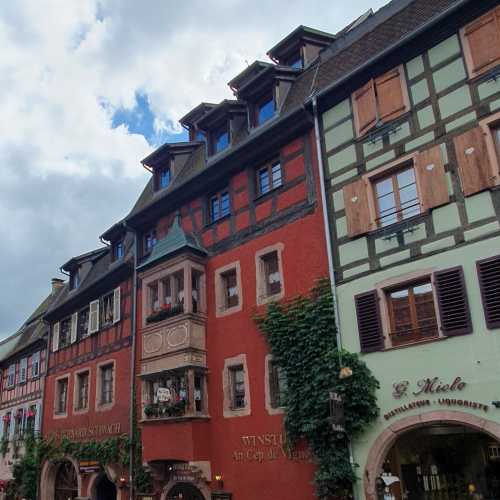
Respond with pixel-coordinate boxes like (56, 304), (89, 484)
(215, 261), (242, 317)
(112, 240), (125, 262)
(252, 92), (276, 128)
(100, 291), (115, 328)
(229, 365), (246, 410)
(256, 159), (283, 197)
(69, 269), (80, 291)
(222, 354), (251, 418)
(211, 123), (230, 155)
(59, 316), (72, 349)
(209, 190), (231, 223)
(77, 306), (90, 341)
(7, 364), (16, 388)
(31, 351), (40, 379)
(73, 369), (90, 413)
(143, 228), (157, 256)
(256, 243), (285, 305)
(54, 375), (69, 417)
(96, 360), (115, 411)
(19, 358), (28, 384)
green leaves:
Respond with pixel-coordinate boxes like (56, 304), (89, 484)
(255, 278), (379, 498)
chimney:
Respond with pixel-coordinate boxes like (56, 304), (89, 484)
(51, 278), (65, 294)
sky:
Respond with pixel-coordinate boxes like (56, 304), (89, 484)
(0, 0), (390, 339)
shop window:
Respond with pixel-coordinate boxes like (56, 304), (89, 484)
(19, 358), (27, 384)
(461, 6), (500, 78)
(59, 317), (71, 349)
(387, 281), (438, 347)
(31, 351), (40, 378)
(257, 161), (282, 196)
(352, 65), (409, 137)
(477, 254), (500, 329)
(7, 364), (15, 388)
(209, 191), (230, 223)
(143, 229), (157, 255)
(269, 360), (287, 409)
(99, 364), (114, 406)
(374, 166), (420, 227)
(55, 378), (68, 415)
(253, 94), (275, 127)
(211, 125), (230, 155)
(77, 307), (89, 341)
(222, 269), (239, 310)
(229, 365), (246, 409)
(75, 371), (90, 411)
(343, 145), (449, 237)
(355, 266), (472, 353)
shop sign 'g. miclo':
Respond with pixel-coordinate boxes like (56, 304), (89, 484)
(392, 377), (466, 399)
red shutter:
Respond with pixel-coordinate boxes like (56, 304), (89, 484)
(375, 67), (407, 124)
(434, 267), (472, 337)
(453, 127), (494, 197)
(343, 179), (372, 238)
(463, 7), (500, 77)
(355, 291), (384, 353)
(415, 145), (449, 211)
(477, 255), (500, 330)
(352, 80), (377, 136)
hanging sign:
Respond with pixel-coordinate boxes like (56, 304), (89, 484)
(79, 460), (100, 474)
(329, 391), (345, 433)
(157, 387), (171, 402)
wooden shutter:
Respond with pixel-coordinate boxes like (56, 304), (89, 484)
(415, 145), (449, 211)
(433, 266), (472, 337)
(51, 322), (60, 352)
(463, 7), (500, 77)
(375, 67), (407, 123)
(113, 287), (121, 324)
(89, 300), (100, 334)
(343, 178), (372, 237)
(477, 255), (500, 329)
(454, 127), (494, 196)
(70, 312), (78, 344)
(355, 290), (384, 353)
(353, 80), (377, 136)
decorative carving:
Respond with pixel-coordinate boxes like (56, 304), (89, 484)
(143, 332), (163, 354)
(166, 323), (189, 348)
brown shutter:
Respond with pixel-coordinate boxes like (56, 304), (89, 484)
(343, 178), (372, 237)
(355, 290), (384, 353)
(463, 7), (500, 77)
(477, 255), (500, 330)
(433, 267), (472, 337)
(453, 127), (494, 197)
(415, 145), (449, 211)
(353, 80), (377, 136)
(375, 67), (407, 123)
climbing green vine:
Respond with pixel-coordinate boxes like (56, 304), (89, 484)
(255, 279), (380, 498)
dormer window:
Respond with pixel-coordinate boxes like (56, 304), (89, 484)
(254, 94), (275, 127)
(195, 130), (206, 142)
(70, 269), (80, 290)
(159, 166), (171, 189)
(289, 56), (303, 70)
(113, 240), (124, 261)
(144, 229), (157, 255)
(212, 125), (230, 155)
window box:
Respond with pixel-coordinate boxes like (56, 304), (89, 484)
(143, 400), (187, 419)
(145, 303), (184, 324)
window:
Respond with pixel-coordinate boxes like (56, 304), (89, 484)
(7, 364), (15, 388)
(14, 408), (24, 439)
(76, 371), (89, 410)
(209, 191), (230, 222)
(257, 161), (282, 195)
(149, 283), (160, 312)
(100, 364), (114, 405)
(254, 94), (275, 126)
(352, 66), (408, 137)
(113, 240), (124, 261)
(101, 292), (114, 327)
(387, 281), (438, 347)
(222, 269), (239, 309)
(25, 405), (36, 434)
(195, 130), (205, 142)
(212, 125), (230, 154)
(158, 166), (171, 189)
(31, 351), (40, 378)
(19, 358), (27, 384)
(262, 251), (282, 297)
(59, 317), (71, 348)
(56, 378), (68, 415)
(144, 229), (157, 254)
(289, 56), (303, 69)
(229, 365), (246, 409)
(77, 308), (89, 340)
(374, 166), (420, 227)
(269, 361), (287, 408)
(461, 6), (500, 78)
(192, 270), (202, 313)
(3, 412), (11, 438)
(256, 244), (284, 305)
(69, 269), (80, 290)
(194, 374), (204, 412)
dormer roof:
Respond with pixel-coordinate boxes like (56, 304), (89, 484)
(61, 248), (108, 273)
(267, 25), (335, 65)
(196, 100), (247, 130)
(138, 213), (207, 271)
(141, 141), (201, 170)
(179, 102), (217, 129)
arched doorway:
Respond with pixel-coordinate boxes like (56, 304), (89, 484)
(167, 482), (204, 500)
(54, 460), (78, 500)
(95, 472), (117, 500)
(365, 412), (500, 500)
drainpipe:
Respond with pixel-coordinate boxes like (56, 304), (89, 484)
(124, 224), (139, 500)
(311, 95), (357, 498)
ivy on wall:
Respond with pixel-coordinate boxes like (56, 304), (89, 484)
(255, 279), (380, 498)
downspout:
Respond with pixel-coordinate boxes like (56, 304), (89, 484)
(311, 95), (357, 498)
(125, 225), (138, 500)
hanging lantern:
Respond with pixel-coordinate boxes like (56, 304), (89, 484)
(328, 391), (345, 433)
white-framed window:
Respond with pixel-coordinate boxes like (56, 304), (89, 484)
(31, 351), (40, 378)
(215, 261), (243, 317)
(19, 358), (27, 384)
(7, 364), (15, 388)
(256, 244), (285, 305)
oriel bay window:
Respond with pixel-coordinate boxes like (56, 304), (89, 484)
(143, 368), (207, 419)
(355, 266), (472, 352)
(343, 145), (450, 237)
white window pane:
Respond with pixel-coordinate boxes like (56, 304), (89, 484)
(396, 168), (415, 188)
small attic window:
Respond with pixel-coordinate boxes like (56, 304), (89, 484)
(112, 240), (124, 261)
(159, 166), (171, 189)
(70, 269), (80, 290)
(211, 124), (230, 155)
(195, 130), (206, 142)
(254, 94), (275, 127)
(287, 52), (303, 69)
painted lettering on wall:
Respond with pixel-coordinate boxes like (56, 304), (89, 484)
(232, 433), (311, 463)
(50, 422), (122, 440)
(392, 377), (466, 399)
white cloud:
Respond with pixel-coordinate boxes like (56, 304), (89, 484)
(0, 0), (389, 336)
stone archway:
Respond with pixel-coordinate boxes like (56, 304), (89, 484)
(40, 456), (82, 500)
(161, 479), (211, 500)
(364, 410), (500, 500)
